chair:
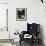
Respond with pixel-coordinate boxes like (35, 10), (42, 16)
(19, 23), (40, 45)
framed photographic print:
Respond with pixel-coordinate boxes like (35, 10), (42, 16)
(16, 8), (27, 21)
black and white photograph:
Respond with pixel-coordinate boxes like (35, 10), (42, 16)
(0, 0), (46, 46)
(16, 8), (27, 21)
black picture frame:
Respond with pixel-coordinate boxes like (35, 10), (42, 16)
(16, 8), (27, 21)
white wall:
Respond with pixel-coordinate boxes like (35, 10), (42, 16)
(0, 0), (8, 3)
(9, 0), (46, 46)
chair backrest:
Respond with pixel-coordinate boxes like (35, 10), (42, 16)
(27, 23), (40, 35)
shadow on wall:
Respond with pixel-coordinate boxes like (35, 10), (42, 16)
(40, 25), (45, 46)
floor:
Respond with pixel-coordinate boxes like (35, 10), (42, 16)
(19, 41), (43, 46)
(0, 41), (43, 46)
(0, 43), (14, 46)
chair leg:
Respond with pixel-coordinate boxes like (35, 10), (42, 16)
(30, 41), (34, 46)
(30, 39), (34, 46)
(20, 41), (21, 45)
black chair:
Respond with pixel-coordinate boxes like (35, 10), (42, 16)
(19, 23), (40, 45)
(27, 23), (40, 43)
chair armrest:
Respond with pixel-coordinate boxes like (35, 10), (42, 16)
(19, 31), (27, 41)
(22, 31), (28, 35)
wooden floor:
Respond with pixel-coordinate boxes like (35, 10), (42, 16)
(19, 41), (43, 46)
(0, 39), (14, 43)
